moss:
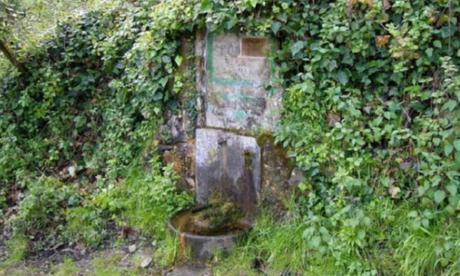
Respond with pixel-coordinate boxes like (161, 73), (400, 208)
(173, 199), (244, 235)
(256, 132), (293, 172)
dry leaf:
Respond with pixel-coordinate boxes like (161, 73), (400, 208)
(436, 14), (449, 27)
(347, 0), (373, 17)
(327, 113), (341, 127)
(389, 185), (401, 198)
(382, 0), (391, 10)
(428, 16), (437, 25)
(375, 35), (391, 48)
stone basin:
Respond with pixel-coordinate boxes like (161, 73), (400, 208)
(167, 208), (252, 260)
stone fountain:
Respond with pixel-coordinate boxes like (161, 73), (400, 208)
(168, 32), (283, 260)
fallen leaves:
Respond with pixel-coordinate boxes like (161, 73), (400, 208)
(347, 0), (374, 17)
(375, 35), (391, 48)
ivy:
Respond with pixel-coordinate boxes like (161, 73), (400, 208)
(0, 0), (459, 273)
(272, 0), (460, 217)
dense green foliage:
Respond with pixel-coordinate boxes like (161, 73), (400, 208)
(1, 0), (459, 274)
(275, 0), (460, 217)
(1, 1), (193, 253)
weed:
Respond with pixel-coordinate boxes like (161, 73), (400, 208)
(396, 220), (460, 275)
(154, 233), (191, 268)
(214, 199), (460, 275)
(1, 235), (28, 268)
(10, 177), (79, 250)
(97, 156), (193, 239)
(50, 258), (80, 276)
(91, 252), (142, 276)
(65, 206), (108, 248)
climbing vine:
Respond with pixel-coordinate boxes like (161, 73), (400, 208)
(0, 0), (459, 273)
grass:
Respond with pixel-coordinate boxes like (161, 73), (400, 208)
(212, 201), (460, 275)
(50, 258), (80, 276)
(91, 253), (130, 276)
(213, 212), (309, 275)
(0, 235), (28, 268)
(396, 221), (460, 275)
(154, 233), (180, 268)
(2, 200), (460, 275)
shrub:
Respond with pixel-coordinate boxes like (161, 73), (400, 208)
(10, 177), (79, 250)
(65, 206), (108, 248)
(97, 155), (193, 239)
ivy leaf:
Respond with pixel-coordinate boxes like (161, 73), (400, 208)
(425, 48), (433, 57)
(309, 236), (321, 248)
(200, 0), (211, 10)
(162, 55), (171, 64)
(442, 100), (457, 112)
(446, 183), (457, 196)
(454, 140), (460, 151)
(225, 17), (237, 30)
(174, 56), (183, 66)
(444, 144), (453, 156)
(434, 190), (446, 204)
(159, 77), (168, 88)
(433, 40), (442, 48)
(249, 0), (259, 8)
(337, 71), (348, 85)
(291, 41), (305, 56)
(408, 210), (418, 218)
(272, 22), (281, 34)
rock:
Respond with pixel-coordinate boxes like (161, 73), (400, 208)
(389, 186), (401, 198)
(160, 109), (194, 144)
(162, 149), (185, 175)
(185, 177), (195, 190)
(196, 128), (261, 219)
(162, 150), (175, 164)
(128, 244), (136, 253)
(159, 115), (178, 144)
(67, 166), (76, 178)
(140, 255), (152, 268)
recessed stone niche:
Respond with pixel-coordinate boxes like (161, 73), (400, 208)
(240, 37), (269, 57)
(195, 128), (261, 219)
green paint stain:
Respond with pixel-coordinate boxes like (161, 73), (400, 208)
(233, 110), (248, 122)
(223, 93), (260, 103)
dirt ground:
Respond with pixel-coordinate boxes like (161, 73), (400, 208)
(0, 238), (214, 276)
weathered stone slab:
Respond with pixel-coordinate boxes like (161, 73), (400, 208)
(205, 33), (281, 134)
(195, 128), (261, 218)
